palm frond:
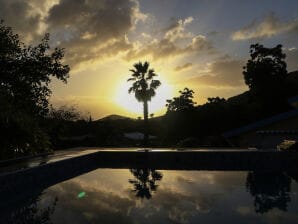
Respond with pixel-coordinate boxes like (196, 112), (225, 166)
(150, 80), (161, 89)
(128, 87), (134, 93)
(142, 61), (149, 73)
(127, 78), (136, 82)
(146, 69), (157, 80)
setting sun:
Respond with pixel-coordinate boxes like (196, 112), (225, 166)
(115, 76), (173, 117)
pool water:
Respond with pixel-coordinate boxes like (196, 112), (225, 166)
(2, 169), (298, 224)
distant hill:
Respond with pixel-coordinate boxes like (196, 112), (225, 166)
(97, 114), (132, 121)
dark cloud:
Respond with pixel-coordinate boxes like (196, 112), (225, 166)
(187, 59), (246, 88)
(0, 0), (43, 41)
(232, 12), (298, 40)
(46, 0), (143, 66)
(0, 1), (214, 67)
(0, 0), (143, 67)
(174, 62), (193, 72)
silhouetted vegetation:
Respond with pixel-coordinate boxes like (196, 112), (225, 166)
(166, 88), (196, 112)
(43, 105), (92, 149)
(160, 44), (298, 146)
(127, 61), (161, 145)
(129, 169), (163, 199)
(0, 21), (69, 159)
(243, 44), (287, 97)
(0, 186), (58, 224)
(7, 197), (57, 224)
(246, 171), (291, 214)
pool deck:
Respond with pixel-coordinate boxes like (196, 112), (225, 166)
(0, 147), (298, 201)
(0, 147), (261, 174)
(0, 147), (295, 175)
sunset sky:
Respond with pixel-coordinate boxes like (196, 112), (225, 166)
(1, 0), (298, 119)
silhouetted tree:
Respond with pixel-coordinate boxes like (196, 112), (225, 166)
(127, 61), (161, 145)
(246, 171), (291, 214)
(48, 105), (82, 122)
(243, 44), (287, 96)
(166, 88), (196, 112)
(0, 20), (70, 158)
(207, 97), (226, 104)
(129, 168), (163, 199)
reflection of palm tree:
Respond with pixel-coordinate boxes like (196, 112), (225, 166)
(129, 169), (163, 199)
(127, 61), (161, 145)
(246, 172), (291, 214)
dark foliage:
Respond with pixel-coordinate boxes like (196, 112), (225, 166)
(166, 88), (196, 112)
(0, 21), (69, 159)
(243, 44), (287, 97)
(129, 169), (163, 199)
(246, 172), (291, 214)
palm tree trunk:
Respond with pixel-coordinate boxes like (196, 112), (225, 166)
(143, 100), (149, 146)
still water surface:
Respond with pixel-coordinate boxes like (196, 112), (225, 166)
(4, 169), (298, 224)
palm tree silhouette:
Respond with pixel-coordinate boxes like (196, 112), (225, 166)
(129, 168), (163, 199)
(127, 61), (161, 145)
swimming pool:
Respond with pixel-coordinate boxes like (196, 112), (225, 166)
(1, 168), (298, 224)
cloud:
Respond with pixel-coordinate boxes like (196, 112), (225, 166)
(174, 63), (193, 72)
(125, 18), (215, 61)
(0, 0), (55, 42)
(0, 2), (214, 68)
(232, 12), (298, 40)
(47, 181), (135, 224)
(46, 0), (146, 67)
(164, 16), (194, 42)
(128, 35), (213, 60)
(285, 47), (298, 72)
(0, 0), (146, 67)
(187, 59), (246, 88)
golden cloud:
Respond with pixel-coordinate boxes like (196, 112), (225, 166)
(232, 12), (298, 40)
(186, 59), (246, 88)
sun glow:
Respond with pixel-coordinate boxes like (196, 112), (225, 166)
(115, 76), (173, 117)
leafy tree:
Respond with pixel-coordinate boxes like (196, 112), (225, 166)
(0, 21), (69, 116)
(0, 20), (70, 158)
(166, 88), (196, 112)
(243, 43), (287, 95)
(127, 61), (161, 145)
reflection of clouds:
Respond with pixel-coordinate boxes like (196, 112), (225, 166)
(236, 206), (253, 216)
(236, 206), (298, 224)
(39, 169), (298, 224)
(263, 209), (298, 224)
(150, 187), (215, 222)
(46, 181), (135, 224)
(70, 169), (132, 196)
(163, 171), (247, 194)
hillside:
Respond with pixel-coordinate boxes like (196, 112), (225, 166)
(98, 114), (133, 121)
